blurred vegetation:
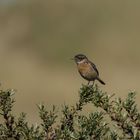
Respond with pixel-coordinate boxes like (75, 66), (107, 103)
(1, 0), (140, 63)
(0, 0), (140, 125)
(0, 84), (140, 139)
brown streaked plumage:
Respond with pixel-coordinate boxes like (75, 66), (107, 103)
(73, 54), (105, 85)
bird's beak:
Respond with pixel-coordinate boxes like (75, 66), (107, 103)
(70, 58), (74, 60)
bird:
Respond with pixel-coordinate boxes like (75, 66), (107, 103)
(73, 54), (105, 85)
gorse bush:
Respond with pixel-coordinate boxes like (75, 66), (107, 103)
(0, 84), (140, 140)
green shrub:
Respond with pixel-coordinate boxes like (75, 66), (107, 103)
(0, 84), (140, 140)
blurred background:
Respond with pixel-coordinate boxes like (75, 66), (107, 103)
(0, 0), (140, 123)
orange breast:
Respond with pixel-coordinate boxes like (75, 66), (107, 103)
(77, 63), (97, 80)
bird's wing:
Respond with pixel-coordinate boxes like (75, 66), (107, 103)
(89, 61), (99, 75)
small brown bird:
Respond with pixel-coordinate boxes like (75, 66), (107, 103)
(73, 54), (105, 85)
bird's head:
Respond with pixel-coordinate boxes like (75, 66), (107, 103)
(73, 54), (88, 64)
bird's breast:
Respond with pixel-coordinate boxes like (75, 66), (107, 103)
(77, 62), (98, 80)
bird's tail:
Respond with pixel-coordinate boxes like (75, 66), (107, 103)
(97, 77), (105, 85)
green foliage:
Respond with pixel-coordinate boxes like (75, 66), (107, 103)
(0, 84), (140, 140)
